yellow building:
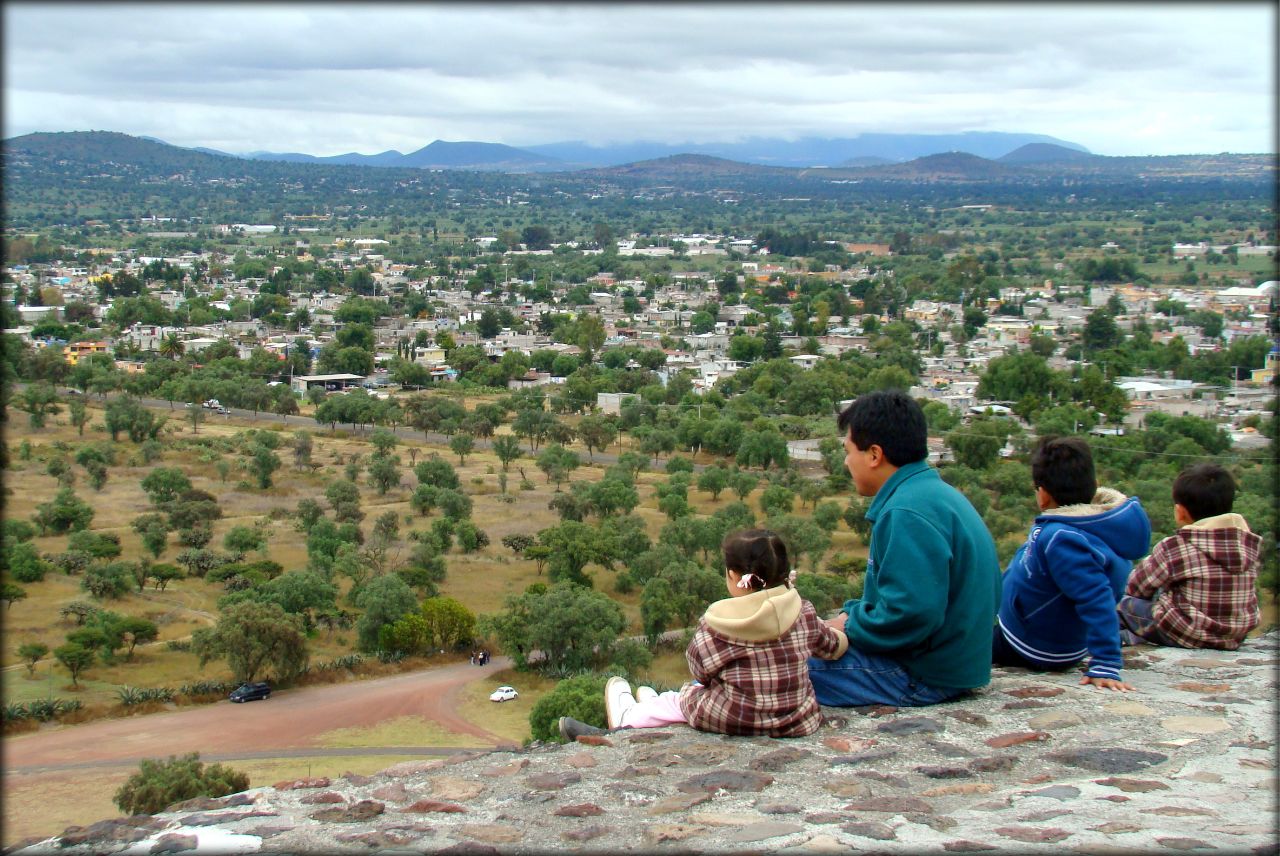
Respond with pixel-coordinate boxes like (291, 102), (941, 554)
(1249, 344), (1279, 386)
(62, 341), (109, 365)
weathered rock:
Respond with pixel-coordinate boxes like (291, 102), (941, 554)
(1095, 776), (1170, 793)
(1175, 681), (1232, 693)
(481, 759), (530, 777)
(299, 791), (346, 805)
(402, 799), (468, 813)
(985, 730), (1050, 748)
(573, 734), (612, 747)
(1004, 685), (1065, 698)
(822, 736), (876, 753)
(273, 776), (330, 790)
(309, 800), (384, 823)
(876, 716), (943, 735)
(645, 823), (702, 843)
(994, 825), (1072, 843)
(1143, 805), (1219, 817)
(944, 709), (990, 726)
(561, 823), (609, 842)
(1162, 715), (1230, 734)
(925, 739), (975, 757)
(942, 840), (1000, 851)
(677, 770), (773, 793)
(563, 751), (597, 769)
(1093, 821), (1144, 834)
(969, 755), (1019, 773)
(844, 796), (933, 814)
(1029, 711), (1084, 730)
(1157, 838), (1219, 850)
(830, 748), (898, 765)
(432, 777), (486, 801)
(749, 746), (810, 771)
(915, 765), (974, 779)
(553, 803), (604, 817)
(922, 782), (995, 797)
(842, 820), (897, 840)
(458, 823), (523, 844)
(1003, 699), (1050, 709)
(526, 770), (581, 790)
(180, 809), (278, 826)
(723, 821), (804, 843)
(370, 782), (408, 802)
(149, 832), (199, 854)
(853, 704), (898, 717)
(1046, 747), (1168, 773)
(647, 792), (712, 814)
(1023, 785), (1080, 801)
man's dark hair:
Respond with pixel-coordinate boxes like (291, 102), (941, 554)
(1172, 463), (1236, 520)
(1030, 436), (1096, 506)
(836, 390), (927, 466)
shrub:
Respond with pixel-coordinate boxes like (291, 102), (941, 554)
(528, 674), (608, 743)
(114, 753), (250, 815)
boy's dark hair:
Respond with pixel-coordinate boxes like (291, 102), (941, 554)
(1030, 436), (1096, 506)
(1172, 463), (1236, 520)
(722, 529), (790, 592)
(836, 390), (927, 466)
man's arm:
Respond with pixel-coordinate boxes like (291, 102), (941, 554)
(843, 509), (950, 653)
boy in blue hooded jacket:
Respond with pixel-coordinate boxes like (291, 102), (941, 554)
(993, 437), (1151, 692)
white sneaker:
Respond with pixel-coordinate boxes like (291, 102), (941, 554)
(605, 676), (635, 729)
(636, 685), (659, 703)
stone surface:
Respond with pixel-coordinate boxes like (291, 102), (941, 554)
(1046, 747), (1168, 774)
(23, 632), (1275, 856)
(842, 820), (897, 840)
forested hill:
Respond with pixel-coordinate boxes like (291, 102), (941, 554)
(4, 130), (1275, 228)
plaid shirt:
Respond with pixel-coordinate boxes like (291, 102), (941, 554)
(1125, 514), (1262, 650)
(679, 598), (845, 738)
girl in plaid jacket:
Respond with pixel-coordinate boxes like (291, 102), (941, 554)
(605, 529), (849, 737)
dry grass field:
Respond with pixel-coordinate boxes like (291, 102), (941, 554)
(5, 396), (861, 710)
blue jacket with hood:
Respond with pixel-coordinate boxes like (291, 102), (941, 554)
(997, 487), (1151, 681)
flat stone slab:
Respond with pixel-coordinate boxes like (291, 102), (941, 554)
(24, 631), (1276, 856)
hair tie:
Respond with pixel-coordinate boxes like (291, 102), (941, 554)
(736, 573), (758, 589)
(787, 570), (797, 586)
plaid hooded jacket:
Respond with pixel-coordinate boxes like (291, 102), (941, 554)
(1126, 512), (1262, 650)
(678, 585), (848, 738)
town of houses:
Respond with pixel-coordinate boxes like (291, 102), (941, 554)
(6, 227), (1277, 454)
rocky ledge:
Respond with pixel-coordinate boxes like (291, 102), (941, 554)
(13, 633), (1279, 855)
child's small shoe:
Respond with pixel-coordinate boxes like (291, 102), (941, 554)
(635, 685), (659, 703)
(605, 676), (636, 729)
(1119, 627), (1142, 647)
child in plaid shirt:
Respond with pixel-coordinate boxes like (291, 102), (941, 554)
(1119, 464), (1262, 650)
(604, 529), (848, 737)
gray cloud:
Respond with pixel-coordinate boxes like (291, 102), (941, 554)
(3, 2), (1274, 156)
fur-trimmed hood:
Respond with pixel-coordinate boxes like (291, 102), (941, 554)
(1035, 487), (1151, 560)
(703, 585), (802, 643)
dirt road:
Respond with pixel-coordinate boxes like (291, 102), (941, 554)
(4, 657), (516, 775)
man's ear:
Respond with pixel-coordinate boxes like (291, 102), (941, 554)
(865, 444), (885, 467)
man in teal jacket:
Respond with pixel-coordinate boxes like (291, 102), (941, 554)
(809, 390), (1002, 707)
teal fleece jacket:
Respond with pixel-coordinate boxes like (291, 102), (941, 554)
(841, 460), (1002, 691)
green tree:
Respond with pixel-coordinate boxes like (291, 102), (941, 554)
(114, 753), (249, 816)
(491, 435), (523, 471)
(367, 453), (402, 496)
(20, 381), (62, 429)
(249, 444), (282, 490)
(223, 525), (267, 561)
(192, 600), (308, 684)
(449, 433), (475, 466)
(54, 643), (95, 686)
(18, 641), (48, 676)
(33, 488), (94, 534)
(528, 673), (608, 741)
(480, 583), (626, 674)
(536, 444), (580, 490)
(141, 467), (193, 506)
(355, 574), (418, 652)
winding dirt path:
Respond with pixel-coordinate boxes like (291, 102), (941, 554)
(4, 657), (516, 776)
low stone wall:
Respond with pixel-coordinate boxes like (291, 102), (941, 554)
(16, 633), (1279, 854)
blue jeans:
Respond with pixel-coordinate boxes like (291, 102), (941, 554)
(808, 648), (964, 707)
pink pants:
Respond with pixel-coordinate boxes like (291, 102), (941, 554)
(620, 690), (687, 728)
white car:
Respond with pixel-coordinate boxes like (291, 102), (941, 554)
(489, 686), (519, 703)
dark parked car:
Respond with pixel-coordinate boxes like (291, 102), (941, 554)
(229, 681), (271, 703)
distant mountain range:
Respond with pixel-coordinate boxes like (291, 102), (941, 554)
(6, 131), (1273, 191)
(152, 131), (1094, 172)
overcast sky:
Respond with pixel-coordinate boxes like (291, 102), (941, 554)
(3, 3), (1275, 157)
